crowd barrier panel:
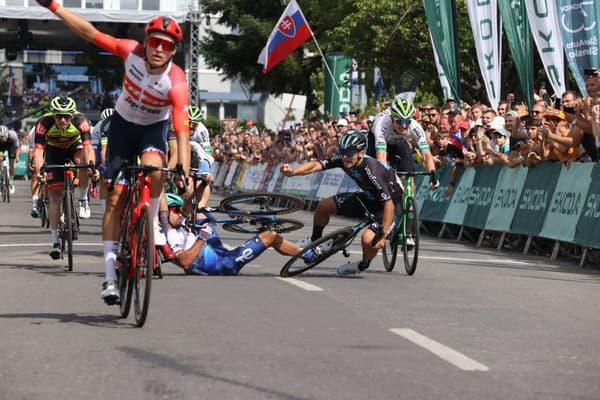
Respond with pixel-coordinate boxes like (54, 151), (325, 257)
(210, 160), (599, 265)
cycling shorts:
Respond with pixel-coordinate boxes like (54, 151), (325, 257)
(386, 137), (416, 173)
(44, 142), (84, 187)
(333, 192), (402, 236)
(188, 235), (267, 275)
(104, 111), (168, 184)
(0, 141), (17, 159)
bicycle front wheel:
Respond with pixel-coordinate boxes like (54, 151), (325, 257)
(280, 227), (355, 277)
(1, 167), (9, 203)
(118, 207), (134, 318)
(63, 191), (74, 271)
(382, 229), (398, 272)
(39, 189), (49, 228)
(220, 192), (304, 216)
(133, 204), (154, 327)
(403, 196), (419, 275)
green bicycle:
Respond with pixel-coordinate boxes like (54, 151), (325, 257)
(382, 171), (431, 275)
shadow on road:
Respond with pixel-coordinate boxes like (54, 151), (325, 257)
(0, 312), (125, 328)
(118, 347), (315, 400)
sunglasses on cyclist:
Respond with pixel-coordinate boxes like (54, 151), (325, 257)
(146, 37), (176, 52)
(54, 114), (73, 120)
(168, 206), (182, 213)
(394, 118), (411, 126)
(340, 149), (357, 157)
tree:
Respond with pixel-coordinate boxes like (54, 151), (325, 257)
(198, 0), (494, 112)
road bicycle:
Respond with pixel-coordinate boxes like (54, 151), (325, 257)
(280, 193), (379, 277)
(0, 152), (10, 203)
(381, 170), (431, 275)
(38, 179), (50, 228)
(44, 163), (93, 271)
(113, 162), (184, 327)
(185, 172), (305, 235)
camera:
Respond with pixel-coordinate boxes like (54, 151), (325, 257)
(584, 67), (599, 76)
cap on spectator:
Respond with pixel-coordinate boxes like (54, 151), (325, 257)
(246, 119), (254, 126)
(368, 115), (375, 122)
(492, 128), (508, 137)
(447, 109), (460, 116)
(544, 109), (566, 121)
(337, 118), (349, 127)
(504, 110), (519, 119)
(489, 116), (506, 130)
(523, 116), (542, 127)
(446, 98), (457, 104)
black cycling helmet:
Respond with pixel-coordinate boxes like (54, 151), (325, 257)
(339, 129), (367, 152)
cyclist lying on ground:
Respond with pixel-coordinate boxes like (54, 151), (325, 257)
(280, 130), (404, 275)
(165, 193), (306, 275)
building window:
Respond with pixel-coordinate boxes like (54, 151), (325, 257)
(63, 0), (82, 7)
(6, 0), (25, 5)
(120, 0), (138, 9)
(142, 0), (159, 10)
(206, 103), (220, 119)
(85, 0), (103, 8)
(224, 103), (237, 119)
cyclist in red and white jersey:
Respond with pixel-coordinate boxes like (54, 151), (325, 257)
(371, 98), (439, 188)
(36, 0), (191, 305)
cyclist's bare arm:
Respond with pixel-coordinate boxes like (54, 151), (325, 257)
(38, 1), (100, 43)
(280, 161), (323, 176)
(380, 199), (395, 239)
(175, 237), (205, 269)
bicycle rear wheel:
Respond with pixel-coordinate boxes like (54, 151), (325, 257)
(222, 217), (304, 234)
(39, 187), (49, 228)
(403, 196), (419, 275)
(382, 228), (399, 272)
(220, 192), (304, 216)
(133, 204), (154, 327)
(280, 227), (355, 277)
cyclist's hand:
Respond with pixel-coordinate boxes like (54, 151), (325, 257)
(280, 164), (293, 176)
(88, 167), (100, 181)
(195, 222), (213, 241)
(429, 171), (440, 189)
(370, 228), (385, 249)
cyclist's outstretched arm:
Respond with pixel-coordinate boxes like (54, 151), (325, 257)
(280, 161), (323, 177)
(36, 0), (100, 44)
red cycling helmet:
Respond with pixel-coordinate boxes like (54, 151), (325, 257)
(145, 16), (183, 42)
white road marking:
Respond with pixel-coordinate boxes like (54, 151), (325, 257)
(275, 277), (323, 291)
(390, 328), (489, 371)
(0, 242), (102, 247)
(343, 250), (531, 266)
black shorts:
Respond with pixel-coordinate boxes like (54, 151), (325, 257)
(333, 192), (402, 236)
(387, 137), (416, 173)
(0, 141), (17, 159)
(44, 142), (84, 187)
(104, 111), (169, 184)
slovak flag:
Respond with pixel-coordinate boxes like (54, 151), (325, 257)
(257, 0), (313, 74)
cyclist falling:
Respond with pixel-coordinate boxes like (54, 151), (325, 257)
(281, 130), (404, 275)
(0, 125), (19, 195)
(35, 0), (192, 304)
(31, 96), (97, 260)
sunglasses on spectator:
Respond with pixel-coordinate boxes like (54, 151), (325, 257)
(54, 114), (72, 120)
(146, 37), (176, 52)
(394, 118), (411, 126)
(531, 110), (543, 114)
(340, 149), (357, 157)
(427, 113), (438, 117)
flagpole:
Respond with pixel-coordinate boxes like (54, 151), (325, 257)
(305, 27), (340, 93)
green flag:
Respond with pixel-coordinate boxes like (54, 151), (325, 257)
(423, 0), (460, 101)
(498, 0), (534, 109)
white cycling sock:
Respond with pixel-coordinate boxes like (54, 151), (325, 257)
(32, 196), (38, 208)
(151, 196), (161, 222)
(103, 240), (119, 281)
(100, 199), (106, 212)
(80, 186), (88, 202)
(51, 229), (59, 244)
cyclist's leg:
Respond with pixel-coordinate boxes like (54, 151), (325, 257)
(259, 230), (302, 257)
(71, 144), (91, 218)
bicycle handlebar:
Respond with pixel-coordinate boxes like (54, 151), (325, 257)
(108, 161), (187, 192)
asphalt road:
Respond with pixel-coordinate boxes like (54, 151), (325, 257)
(1, 179), (599, 400)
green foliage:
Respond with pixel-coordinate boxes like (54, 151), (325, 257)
(203, 115), (223, 136)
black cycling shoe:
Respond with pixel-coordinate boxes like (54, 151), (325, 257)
(49, 244), (61, 260)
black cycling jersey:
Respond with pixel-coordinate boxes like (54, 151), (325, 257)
(319, 154), (403, 203)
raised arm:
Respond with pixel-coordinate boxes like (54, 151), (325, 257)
(36, 0), (101, 43)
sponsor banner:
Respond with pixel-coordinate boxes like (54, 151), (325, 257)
(214, 162), (229, 188)
(307, 172), (325, 200)
(555, 0), (600, 97)
(466, 0), (502, 109)
(233, 162), (248, 189)
(418, 166), (452, 222)
(324, 52), (353, 117)
(525, 0), (566, 97)
(442, 167), (476, 225)
(223, 161), (239, 188)
(485, 166), (528, 232)
(463, 164), (502, 229)
(540, 163), (593, 241)
(510, 162), (562, 235)
(315, 169), (345, 199)
(574, 163), (600, 248)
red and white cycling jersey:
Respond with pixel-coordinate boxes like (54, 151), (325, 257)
(93, 32), (189, 134)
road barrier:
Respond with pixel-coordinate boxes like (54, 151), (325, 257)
(210, 160), (599, 266)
